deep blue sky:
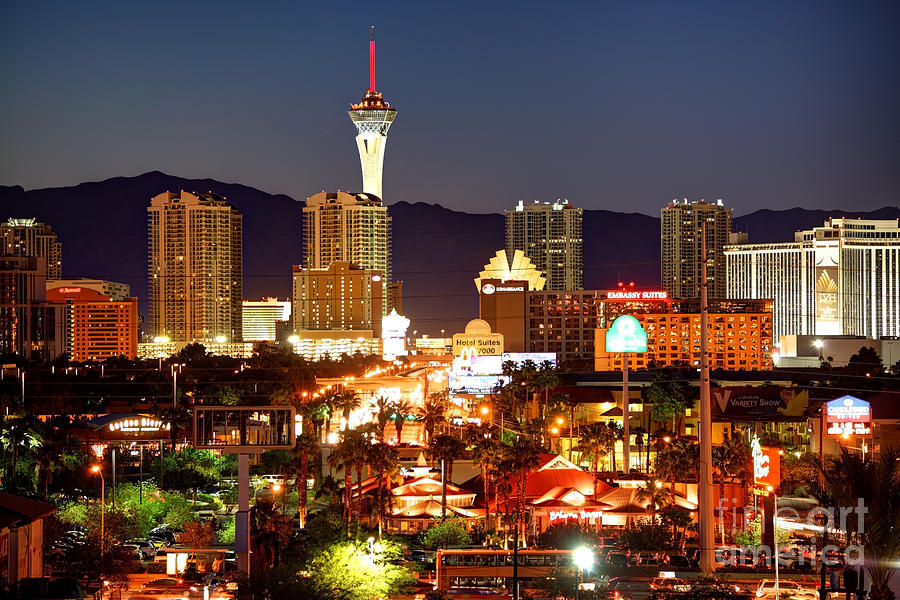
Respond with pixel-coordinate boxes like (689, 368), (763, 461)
(1, 0), (898, 216)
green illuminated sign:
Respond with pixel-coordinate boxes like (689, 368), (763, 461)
(606, 315), (647, 353)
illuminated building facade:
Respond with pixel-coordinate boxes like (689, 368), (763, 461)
(292, 261), (383, 336)
(48, 279), (130, 301)
(594, 297), (774, 370)
(661, 198), (733, 299)
(726, 218), (900, 341)
(147, 191), (242, 343)
(46, 285), (138, 361)
(288, 331), (380, 363)
(302, 192), (392, 314)
(0, 218), (62, 280)
(348, 28), (396, 200)
(242, 298), (291, 342)
(506, 199), (583, 290)
(0, 256), (66, 360)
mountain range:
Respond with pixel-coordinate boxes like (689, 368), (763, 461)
(2, 172), (898, 335)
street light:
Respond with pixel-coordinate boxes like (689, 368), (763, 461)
(91, 465), (105, 578)
(573, 546), (594, 600)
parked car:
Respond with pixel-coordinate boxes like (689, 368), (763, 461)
(141, 578), (190, 594)
(650, 577), (691, 592)
(666, 554), (694, 569)
(754, 579), (818, 599)
(605, 552), (629, 568)
(148, 525), (176, 544)
(607, 576), (649, 600)
(124, 539), (155, 560)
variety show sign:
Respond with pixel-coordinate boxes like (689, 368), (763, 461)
(751, 435), (780, 489)
(826, 395), (871, 436)
(711, 387), (809, 422)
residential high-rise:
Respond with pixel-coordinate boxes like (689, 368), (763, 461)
(348, 28), (396, 199)
(1, 218), (62, 280)
(292, 262), (383, 335)
(242, 298), (291, 342)
(302, 191), (391, 314)
(505, 199), (583, 290)
(0, 256), (66, 360)
(661, 199), (732, 299)
(147, 191), (242, 343)
(726, 218), (900, 341)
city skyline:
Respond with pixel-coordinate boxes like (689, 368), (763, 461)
(2, 1), (898, 216)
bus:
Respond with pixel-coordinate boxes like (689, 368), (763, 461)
(435, 549), (578, 598)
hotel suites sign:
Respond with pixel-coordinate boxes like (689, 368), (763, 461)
(826, 395), (871, 436)
(606, 290), (668, 300)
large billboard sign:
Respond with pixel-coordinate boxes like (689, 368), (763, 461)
(826, 395), (871, 436)
(452, 333), (504, 356)
(751, 436), (780, 489)
(194, 406), (295, 450)
(448, 374), (510, 395)
(712, 387), (809, 422)
(605, 315), (647, 353)
(814, 249), (840, 335)
(501, 352), (557, 367)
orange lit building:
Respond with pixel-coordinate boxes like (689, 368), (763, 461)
(46, 286), (138, 361)
(595, 297), (773, 370)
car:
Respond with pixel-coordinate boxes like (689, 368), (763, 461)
(124, 539), (155, 560)
(666, 554), (694, 569)
(148, 525), (176, 544)
(186, 577), (224, 598)
(605, 552), (629, 567)
(153, 549), (170, 563)
(607, 576), (649, 600)
(261, 474), (285, 486)
(120, 544), (145, 561)
(147, 536), (169, 549)
(141, 578), (190, 593)
(637, 552), (660, 566)
(650, 577), (691, 592)
(754, 579), (818, 599)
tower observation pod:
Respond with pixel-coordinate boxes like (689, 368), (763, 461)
(349, 26), (396, 199)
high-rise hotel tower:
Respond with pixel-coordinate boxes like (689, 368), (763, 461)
(661, 199), (733, 300)
(348, 27), (396, 199)
(505, 199), (583, 290)
(148, 191), (243, 343)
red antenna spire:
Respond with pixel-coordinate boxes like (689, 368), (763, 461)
(369, 26), (375, 91)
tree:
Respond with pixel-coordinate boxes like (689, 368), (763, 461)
(367, 441), (400, 538)
(495, 437), (544, 539)
(0, 414), (42, 491)
(647, 371), (691, 434)
(634, 477), (672, 523)
(535, 362), (560, 417)
(471, 435), (502, 531)
(574, 421), (621, 493)
(174, 343), (207, 362)
(306, 539), (416, 600)
(428, 434), (466, 521)
(177, 521), (216, 548)
(250, 499), (292, 575)
(656, 439), (699, 488)
(372, 395), (393, 439)
(334, 389), (362, 431)
(418, 392), (448, 444)
(291, 430), (319, 527)
(326, 432), (355, 534)
(848, 346), (883, 377)
(390, 398), (415, 444)
(536, 521), (600, 550)
(659, 504), (693, 547)
(422, 519), (471, 549)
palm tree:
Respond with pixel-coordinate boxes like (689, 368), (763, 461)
(326, 433), (355, 535)
(495, 437), (544, 543)
(33, 422), (67, 501)
(318, 390), (339, 443)
(0, 415), (42, 491)
(418, 391), (448, 444)
(390, 398), (415, 444)
(290, 430), (319, 528)
(633, 426), (647, 474)
(656, 439), (699, 490)
(471, 435), (502, 531)
(712, 432), (751, 543)
(366, 441), (400, 539)
(535, 362), (559, 418)
(344, 425), (376, 523)
(334, 389), (361, 431)
(372, 395), (393, 439)
(428, 434), (466, 521)
(575, 421), (621, 493)
(824, 448), (900, 600)
(250, 498), (293, 573)
(635, 476), (673, 524)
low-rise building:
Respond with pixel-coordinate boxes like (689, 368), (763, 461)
(0, 492), (56, 587)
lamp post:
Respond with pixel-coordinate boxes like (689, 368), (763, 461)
(814, 511), (829, 600)
(573, 546), (594, 600)
(91, 465), (105, 578)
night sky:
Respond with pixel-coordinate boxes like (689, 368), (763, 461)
(1, 0), (898, 216)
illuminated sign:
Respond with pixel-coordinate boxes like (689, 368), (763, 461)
(452, 333), (504, 356)
(57, 287), (83, 294)
(502, 352), (557, 367)
(481, 283), (495, 295)
(448, 374), (510, 395)
(751, 436), (780, 488)
(495, 284), (525, 292)
(605, 315), (648, 353)
(607, 291), (668, 300)
(382, 309), (410, 361)
(549, 510), (602, 521)
(826, 396), (872, 436)
(108, 418), (170, 433)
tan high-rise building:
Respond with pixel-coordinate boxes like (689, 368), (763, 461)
(661, 199), (732, 299)
(46, 286), (138, 361)
(505, 199), (583, 290)
(302, 191), (391, 314)
(0, 218), (62, 280)
(292, 262), (383, 336)
(147, 191), (242, 343)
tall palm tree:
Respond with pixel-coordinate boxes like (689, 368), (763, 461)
(250, 499), (293, 573)
(634, 476), (673, 524)
(326, 432), (355, 535)
(656, 439), (699, 489)
(290, 430), (319, 528)
(535, 362), (559, 418)
(390, 398), (415, 444)
(428, 434), (466, 521)
(33, 421), (67, 501)
(318, 390), (339, 443)
(366, 441), (400, 539)
(575, 421), (621, 493)
(372, 395), (393, 439)
(472, 435), (502, 531)
(712, 432), (751, 543)
(344, 425), (376, 523)
(418, 392), (448, 444)
(334, 389), (361, 431)
(495, 437), (544, 541)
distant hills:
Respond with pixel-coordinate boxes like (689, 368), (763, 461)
(1, 172), (897, 335)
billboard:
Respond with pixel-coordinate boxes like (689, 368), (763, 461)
(452, 333), (504, 357)
(605, 315), (647, 353)
(751, 435), (780, 489)
(711, 387), (809, 422)
(194, 406), (295, 450)
(448, 374), (510, 395)
(501, 352), (557, 367)
(826, 395), (871, 436)
(814, 248), (839, 335)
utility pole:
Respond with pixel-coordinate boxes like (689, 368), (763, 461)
(698, 220), (716, 575)
(622, 353), (630, 473)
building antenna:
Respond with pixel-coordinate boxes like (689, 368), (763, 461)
(369, 26), (376, 92)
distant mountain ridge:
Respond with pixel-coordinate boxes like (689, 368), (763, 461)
(1, 172), (897, 335)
